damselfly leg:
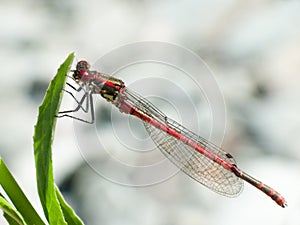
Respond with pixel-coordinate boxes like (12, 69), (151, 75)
(57, 81), (95, 124)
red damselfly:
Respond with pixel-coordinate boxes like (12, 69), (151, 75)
(57, 60), (287, 208)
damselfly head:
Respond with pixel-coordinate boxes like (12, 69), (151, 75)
(76, 60), (90, 71)
(73, 60), (90, 81)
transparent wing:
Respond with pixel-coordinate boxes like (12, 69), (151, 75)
(123, 88), (243, 196)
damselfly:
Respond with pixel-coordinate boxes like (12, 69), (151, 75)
(57, 60), (287, 207)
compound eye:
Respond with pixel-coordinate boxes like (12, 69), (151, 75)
(76, 60), (90, 71)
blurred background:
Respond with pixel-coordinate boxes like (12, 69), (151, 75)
(0, 0), (299, 224)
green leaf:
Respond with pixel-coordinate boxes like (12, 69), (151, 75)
(33, 53), (75, 225)
(55, 188), (84, 225)
(0, 158), (45, 225)
(0, 194), (26, 225)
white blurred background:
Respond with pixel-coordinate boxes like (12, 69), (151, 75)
(0, 0), (299, 224)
